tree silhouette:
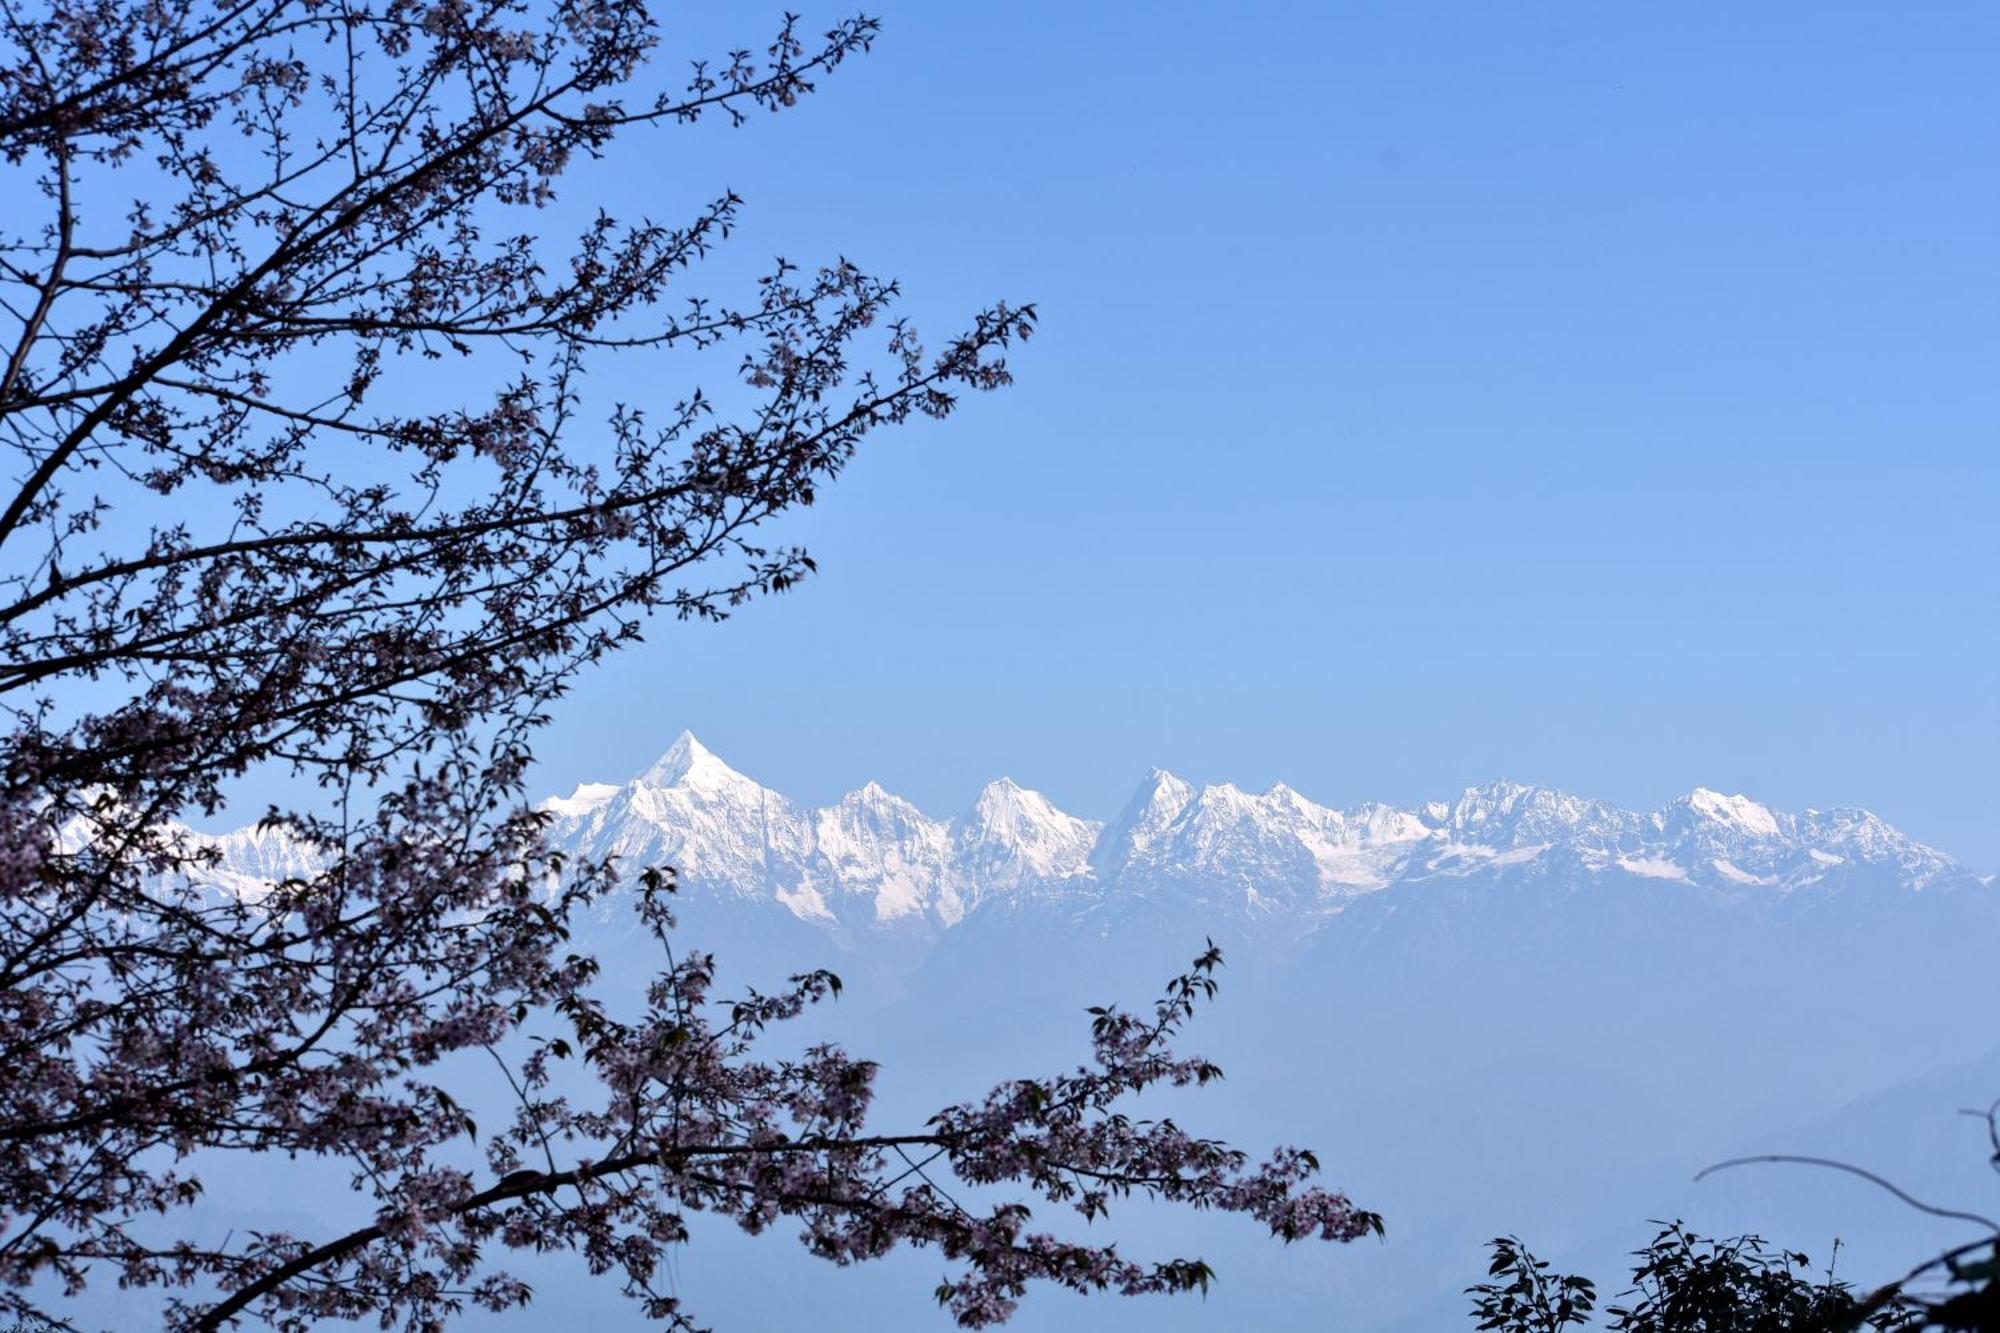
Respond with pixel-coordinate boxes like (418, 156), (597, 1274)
(0, 4), (1376, 1327)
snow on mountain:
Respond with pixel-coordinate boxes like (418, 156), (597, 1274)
(816, 782), (957, 925)
(1101, 777), (1431, 920)
(55, 803), (326, 902)
(1683, 786), (1785, 838)
(542, 781), (621, 821)
(1438, 780), (1641, 851)
(205, 821), (323, 886)
(536, 735), (1096, 933)
(546, 730), (830, 920)
(189, 733), (1978, 941)
(952, 778), (1100, 903)
(1090, 769), (1194, 876)
(1795, 805), (1960, 890)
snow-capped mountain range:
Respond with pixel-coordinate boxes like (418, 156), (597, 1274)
(165, 734), (2000, 1333)
(183, 730), (1981, 949)
(506, 732), (1978, 943)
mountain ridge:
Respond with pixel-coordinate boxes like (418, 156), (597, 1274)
(187, 730), (1983, 945)
(512, 732), (1980, 940)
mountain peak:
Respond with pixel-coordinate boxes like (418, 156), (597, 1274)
(1093, 768), (1197, 872)
(1445, 779), (1537, 825)
(636, 730), (745, 789)
(1444, 780), (1633, 847)
(957, 778), (1099, 891)
(969, 776), (1053, 825)
(837, 779), (925, 821)
(1679, 787), (1783, 838)
(963, 776), (1095, 843)
(1132, 767), (1194, 807)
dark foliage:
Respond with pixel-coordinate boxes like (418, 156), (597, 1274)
(1471, 1218), (2000, 1332)
(1469, 1235), (1597, 1331)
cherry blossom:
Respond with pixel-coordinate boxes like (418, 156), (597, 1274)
(0, 4), (1374, 1326)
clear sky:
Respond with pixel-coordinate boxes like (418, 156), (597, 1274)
(527, 2), (1999, 865)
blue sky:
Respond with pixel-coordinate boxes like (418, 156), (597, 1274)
(529, 2), (1998, 864)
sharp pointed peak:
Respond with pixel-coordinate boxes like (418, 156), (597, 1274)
(1132, 767), (1193, 799)
(969, 775), (1021, 804)
(1097, 770), (1195, 861)
(636, 730), (747, 789)
(840, 778), (909, 808)
(1104, 767), (1194, 831)
(966, 777), (1092, 832)
(971, 776), (1063, 814)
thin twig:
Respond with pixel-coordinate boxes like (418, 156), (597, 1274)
(1695, 1154), (2000, 1230)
